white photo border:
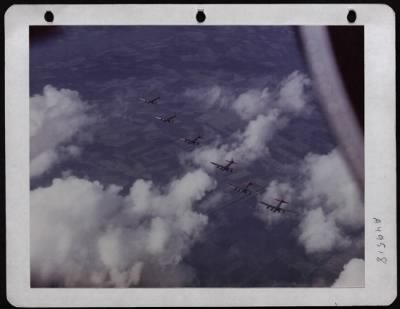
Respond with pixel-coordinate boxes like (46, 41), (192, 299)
(5, 4), (396, 307)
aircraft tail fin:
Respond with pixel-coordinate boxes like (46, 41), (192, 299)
(226, 159), (237, 164)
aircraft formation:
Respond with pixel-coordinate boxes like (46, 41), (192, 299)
(140, 96), (298, 216)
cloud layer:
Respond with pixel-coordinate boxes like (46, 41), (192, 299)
(183, 71), (364, 257)
(31, 169), (216, 287)
(277, 71), (312, 114)
(255, 148), (363, 254)
(30, 85), (94, 178)
(232, 88), (272, 120)
(182, 71), (311, 170)
(300, 149), (364, 228)
(297, 148), (363, 253)
(332, 258), (365, 287)
(298, 207), (351, 254)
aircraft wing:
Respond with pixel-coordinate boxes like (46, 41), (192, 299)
(154, 116), (163, 120)
(259, 201), (275, 208)
(211, 162), (222, 168)
(150, 97), (160, 103)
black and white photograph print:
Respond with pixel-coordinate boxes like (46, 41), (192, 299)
(29, 25), (365, 288)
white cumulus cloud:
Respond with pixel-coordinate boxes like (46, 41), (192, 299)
(184, 111), (286, 171)
(296, 148), (363, 253)
(230, 111), (286, 162)
(332, 258), (365, 287)
(31, 169), (216, 287)
(300, 148), (364, 228)
(298, 207), (351, 254)
(254, 148), (363, 255)
(30, 85), (94, 178)
(231, 87), (272, 120)
(277, 71), (312, 114)
(183, 71), (311, 171)
(30, 149), (60, 180)
(183, 85), (233, 110)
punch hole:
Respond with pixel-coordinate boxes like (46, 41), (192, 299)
(196, 10), (206, 23)
(347, 10), (356, 23)
(44, 11), (54, 23)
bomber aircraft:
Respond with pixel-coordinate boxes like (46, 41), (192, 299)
(155, 114), (176, 123)
(180, 135), (202, 145)
(211, 159), (237, 172)
(228, 181), (257, 195)
(259, 198), (297, 214)
(140, 96), (160, 104)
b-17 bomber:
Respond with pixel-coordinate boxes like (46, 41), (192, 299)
(140, 96), (160, 104)
(179, 135), (202, 146)
(154, 114), (176, 123)
(259, 199), (297, 215)
(228, 181), (258, 195)
(211, 159), (237, 172)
